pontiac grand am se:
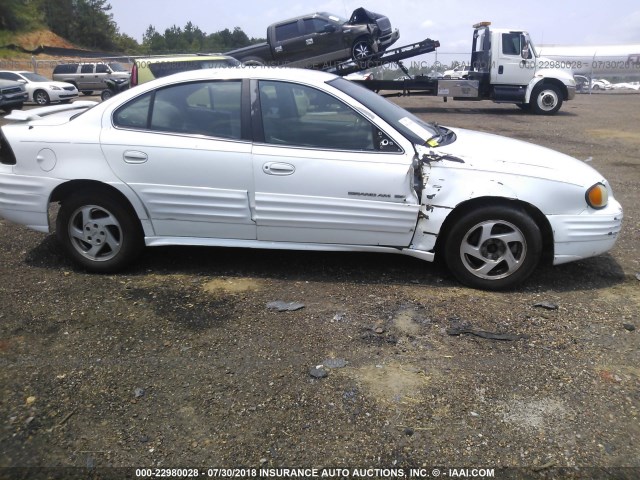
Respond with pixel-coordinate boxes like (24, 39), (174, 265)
(0, 68), (622, 289)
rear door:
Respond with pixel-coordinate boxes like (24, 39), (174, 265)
(100, 80), (256, 240)
(251, 79), (419, 246)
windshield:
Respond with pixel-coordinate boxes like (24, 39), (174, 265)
(328, 77), (439, 145)
(21, 72), (50, 82)
(108, 62), (128, 72)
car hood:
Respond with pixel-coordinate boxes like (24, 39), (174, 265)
(432, 127), (603, 186)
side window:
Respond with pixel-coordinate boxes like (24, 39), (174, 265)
(113, 81), (242, 139)
(258, 80), (377, 151)
(96, 64), (109, 73)
(80, 64), (94, 74)
(502, 33), (520, 56)
(304, 18), (330, 34)
(275, 22), (300, 42)
(113, 92), (152, 128)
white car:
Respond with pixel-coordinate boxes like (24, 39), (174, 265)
(0, 68), (622, 289)
(0, 70), (78, 105)
(443, 66), (470, 79)
(590, 78), (612, 91)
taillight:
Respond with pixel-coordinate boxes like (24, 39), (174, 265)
(0, 130), (16, 165)
(130, 63), (138, 87)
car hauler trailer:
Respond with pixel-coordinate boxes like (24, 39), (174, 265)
(329, 22), (576, 115)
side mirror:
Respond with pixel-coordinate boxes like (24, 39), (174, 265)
(17, 79), (27, 84)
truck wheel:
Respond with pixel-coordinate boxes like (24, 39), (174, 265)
(352, 38), (373, 61)
(242, 57), (265, 66)
(443, 205), (542, 290)
(531, 84), (563, 115)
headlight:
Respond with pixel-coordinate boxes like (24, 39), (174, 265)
(50, 86), (61, 90)
(585, 183), (608, 209)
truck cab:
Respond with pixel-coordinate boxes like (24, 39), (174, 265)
(468, 22), (576, 113)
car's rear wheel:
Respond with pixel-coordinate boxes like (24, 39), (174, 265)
(34, 90), (50, 105)
(443, 205), (542, 290)
(531, 84), (563, 115)
(56, 192), (144, 272)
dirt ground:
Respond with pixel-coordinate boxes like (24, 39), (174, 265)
(0, 91), (638, 479)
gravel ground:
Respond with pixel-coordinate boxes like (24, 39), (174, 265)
(0, 92), (638, 479)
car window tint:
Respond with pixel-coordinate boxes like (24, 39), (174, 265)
(115, 81), (242, 139)
(80, 65), (94, 74)
(258, 80), (375, 151)
(275, 22), (299, 41)
(304, 18), (330, 34)
(96, 64), (109, 73)
(113, 92), (152, 128)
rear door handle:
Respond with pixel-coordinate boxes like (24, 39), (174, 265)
(123, 150), (148, 164)
(262, 162), (295, 175)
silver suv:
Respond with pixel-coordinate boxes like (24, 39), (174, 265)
(52, 62), (130, 95)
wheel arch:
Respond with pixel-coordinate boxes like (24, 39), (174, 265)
(49, 179), (151, 235)
(526, 77), (569, 103)
(435, 196), (554, 264)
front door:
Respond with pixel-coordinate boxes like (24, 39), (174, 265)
(251, 79), (419, 246)
(100, 80), (256, 240)
(492, 31), (534, 86)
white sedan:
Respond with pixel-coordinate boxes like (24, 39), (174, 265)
(0, 67), (623, 289)
(0, 70), (78, 105)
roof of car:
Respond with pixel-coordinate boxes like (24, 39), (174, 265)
(149, 66), (338, 84)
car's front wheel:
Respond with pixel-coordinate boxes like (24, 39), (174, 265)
(443, 205), (542, 290)
(34, 90), (51, 105)
(101, 89), (113, 101)
(56, 192), (144, 272)
(352, 37), (374, 62)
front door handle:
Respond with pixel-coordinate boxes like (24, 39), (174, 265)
(306, 38), (314, 45)
(123, 150), (148, 164)
(262, 162), (295, 175)
(275, 45), (283, 53)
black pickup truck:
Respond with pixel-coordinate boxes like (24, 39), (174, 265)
(226, 8), (400, 67)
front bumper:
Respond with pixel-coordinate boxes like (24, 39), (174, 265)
(0, 92), (28, 108)
(548, 199), (623, 265)
(378, 29), (400, 50)
(566, 85), (576, 100)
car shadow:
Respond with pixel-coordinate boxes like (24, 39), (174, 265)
(25, 235), (626, 293)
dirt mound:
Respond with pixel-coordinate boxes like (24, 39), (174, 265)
(11, 29), (78, 50)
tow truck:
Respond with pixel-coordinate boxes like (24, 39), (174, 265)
(327, 22), (576, 115)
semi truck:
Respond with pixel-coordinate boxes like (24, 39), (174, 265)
(334, 22), (577, 115)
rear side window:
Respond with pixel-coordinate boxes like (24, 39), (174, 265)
(114, 81), (242, 140)
(80, 65), (94, 74)
(53, 64), (79, 74)
(275, 22), (299, 41)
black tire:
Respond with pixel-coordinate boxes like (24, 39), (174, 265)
(352, 37), (374, 62)
(81, 91), (94, 96)
(443, 205), (542, 290)
(592, 84), (600, 90)
(34, 89), (51, 105)
(242, 57), (265, 66)
(56, 191), (144, 272)
(101, 89), (113, 101)
(530, 83), (563, 115)
(1, 103), (23, 113)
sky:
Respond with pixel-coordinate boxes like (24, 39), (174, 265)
(107, 0), (640, 65)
